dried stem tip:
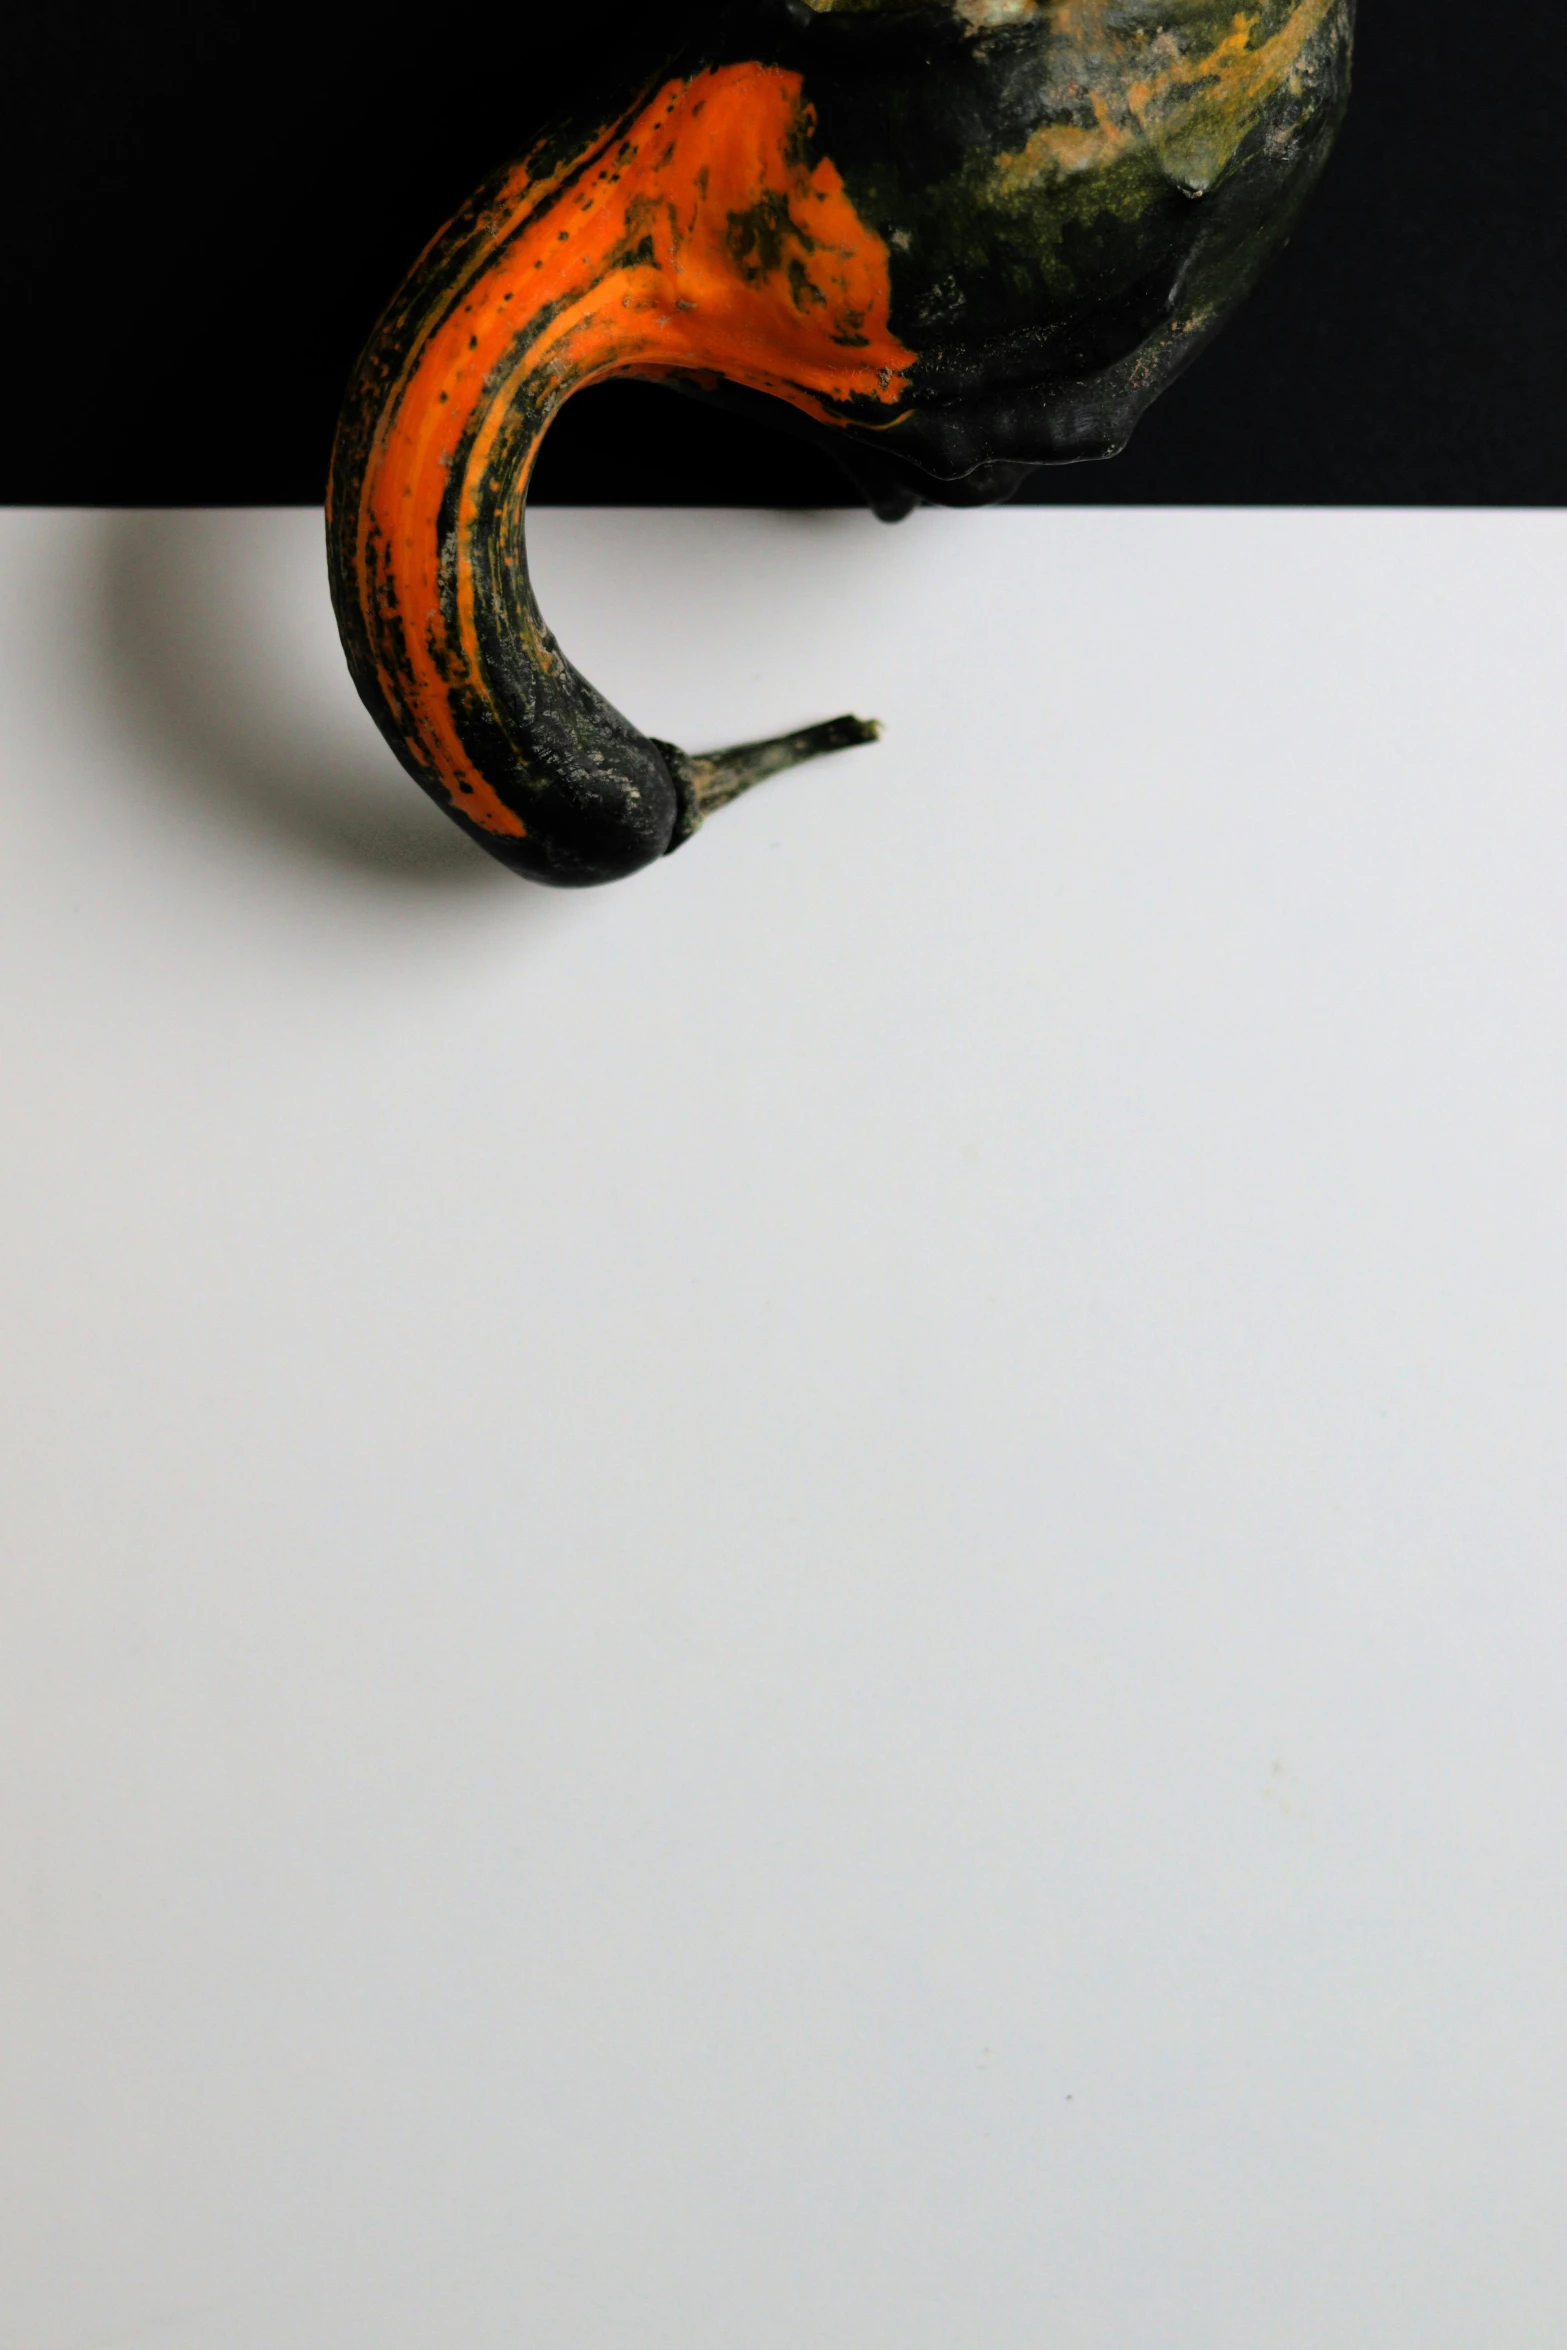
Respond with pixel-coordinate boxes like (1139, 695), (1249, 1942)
(671, 714), (883, 822)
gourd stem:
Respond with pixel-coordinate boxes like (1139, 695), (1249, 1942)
(663, 713), (882, 823)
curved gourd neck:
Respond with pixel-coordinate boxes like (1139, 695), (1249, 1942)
(329, 62), (908, 884)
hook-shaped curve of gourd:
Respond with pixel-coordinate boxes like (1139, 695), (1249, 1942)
(327, 62), (907, 887)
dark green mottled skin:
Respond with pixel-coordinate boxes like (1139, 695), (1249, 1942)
(708, 0), (1353, 513)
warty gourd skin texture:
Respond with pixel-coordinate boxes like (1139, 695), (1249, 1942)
(328, 0), (1353, 886)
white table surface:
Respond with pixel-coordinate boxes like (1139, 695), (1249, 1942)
(2, 503), (1565, 2349)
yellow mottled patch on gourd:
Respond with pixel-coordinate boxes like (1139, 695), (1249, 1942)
(994, 0), (1337, 199)
(802, 0), (1045, 14)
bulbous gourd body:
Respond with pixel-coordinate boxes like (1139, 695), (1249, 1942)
(329, 0), (1352, 886)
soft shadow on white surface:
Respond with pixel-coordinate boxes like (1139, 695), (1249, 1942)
(99, 510), (509, 891)
(5, 507), (1567, 2350)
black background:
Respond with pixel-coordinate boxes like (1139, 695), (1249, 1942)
(3, 0), (1561, 507)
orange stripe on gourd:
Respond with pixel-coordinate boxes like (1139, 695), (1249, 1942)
(350, 62), (915, 839)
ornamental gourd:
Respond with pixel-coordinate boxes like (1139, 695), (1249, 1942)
(328, 0), (1352, 886)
